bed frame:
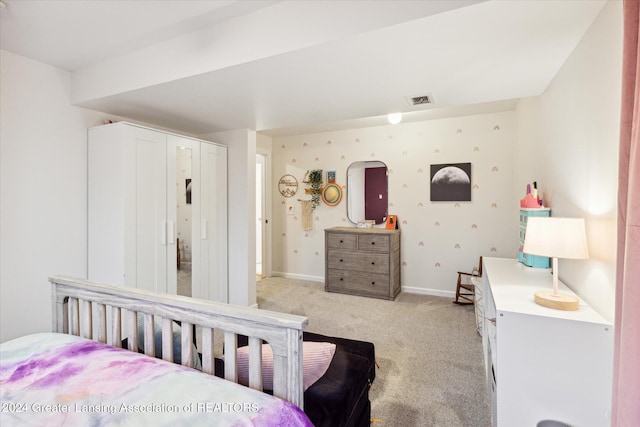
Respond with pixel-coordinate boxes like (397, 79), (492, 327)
(49, 276), (309, 407)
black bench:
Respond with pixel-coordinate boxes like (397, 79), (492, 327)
(229, 331), (376, 427)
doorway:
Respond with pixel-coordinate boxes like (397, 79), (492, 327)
(256, 153), (266, 280)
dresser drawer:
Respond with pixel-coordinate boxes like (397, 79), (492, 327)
(327, 250), (389, 274)
(326, 269), (389, 297)
(357, 234), (389, 253)
(326, 233), (357, 250)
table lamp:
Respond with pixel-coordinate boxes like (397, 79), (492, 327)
(522, 217), (589, 310)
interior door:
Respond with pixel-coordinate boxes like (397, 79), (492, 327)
(256, 154), (266, 278)
(364, 166), (387, 223)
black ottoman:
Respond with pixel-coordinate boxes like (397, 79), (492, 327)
(228, 331), (376, 427)
(301, 331), (376, 427)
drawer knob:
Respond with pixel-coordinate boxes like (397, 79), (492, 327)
(340, 259), (343, 262)
(371, 262), (375, 265)
(340, 278), (344, 281)
(371, 242), (375, 245)
(340, 240), (343, 243)
(371, 282), (375, 286)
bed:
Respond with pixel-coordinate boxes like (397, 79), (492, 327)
(1, 276), (376, 427)
(1, 276), (312, 426)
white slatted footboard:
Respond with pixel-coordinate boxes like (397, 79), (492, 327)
(49, 276), (308, 407)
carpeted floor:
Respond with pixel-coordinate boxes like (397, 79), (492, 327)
(177, 263), (192, 297)
(256, 277), (491, 427)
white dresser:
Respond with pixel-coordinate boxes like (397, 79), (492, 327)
(482, 257), (613, 426)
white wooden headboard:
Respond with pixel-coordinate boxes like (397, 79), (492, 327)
(49, 276), (309, 407)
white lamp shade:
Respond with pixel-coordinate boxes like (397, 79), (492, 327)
(523, 217), (589, 259)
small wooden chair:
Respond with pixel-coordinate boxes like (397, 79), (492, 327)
(453, 256), (482, 305)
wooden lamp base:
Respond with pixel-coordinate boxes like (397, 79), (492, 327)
(534, 290), (579, 311)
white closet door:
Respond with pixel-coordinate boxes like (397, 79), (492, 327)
(130, 127), (168, 293)
(200, 142), (228, 302)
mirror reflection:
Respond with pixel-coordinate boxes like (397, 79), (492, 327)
(347, 161), (388, 224)
(176, 146), (192, 297)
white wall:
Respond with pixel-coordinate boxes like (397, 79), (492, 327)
(0, 51), (117, 342)
(514, 1), (622, 321)
(271, 112), (518, 295)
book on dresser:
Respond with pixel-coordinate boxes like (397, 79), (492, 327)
(324, 227), (400, 300)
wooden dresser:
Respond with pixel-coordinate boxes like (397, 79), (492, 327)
(325, 227), (401, 300)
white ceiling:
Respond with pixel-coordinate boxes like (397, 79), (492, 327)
(0, 0), (607, 136)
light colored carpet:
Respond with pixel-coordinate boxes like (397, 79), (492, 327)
(177, 263), (192, 297)
(256, 277), (491, 427)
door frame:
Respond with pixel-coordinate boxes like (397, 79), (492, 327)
(256, 149), (271, 278)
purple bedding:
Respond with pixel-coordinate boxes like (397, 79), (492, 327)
(0, 333), (312, 426)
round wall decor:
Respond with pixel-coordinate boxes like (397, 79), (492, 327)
(322, 183), (343, 206)
(278, 174), (298, 197)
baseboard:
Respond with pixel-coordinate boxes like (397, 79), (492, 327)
(270, 271), (324, 283)
(401, 286), (455, 299)
(269, 274), (455, 299)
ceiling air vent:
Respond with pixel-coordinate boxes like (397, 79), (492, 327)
(406, 95), (434, 106)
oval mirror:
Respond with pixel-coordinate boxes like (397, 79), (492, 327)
(346, 161), (388, 224)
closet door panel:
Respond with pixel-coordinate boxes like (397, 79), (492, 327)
(167, 135), (201, 297)
(200, 142), (228, 303)
(131, 128), (167, 293)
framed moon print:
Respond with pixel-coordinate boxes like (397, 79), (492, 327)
(430, 163), (471, 202)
